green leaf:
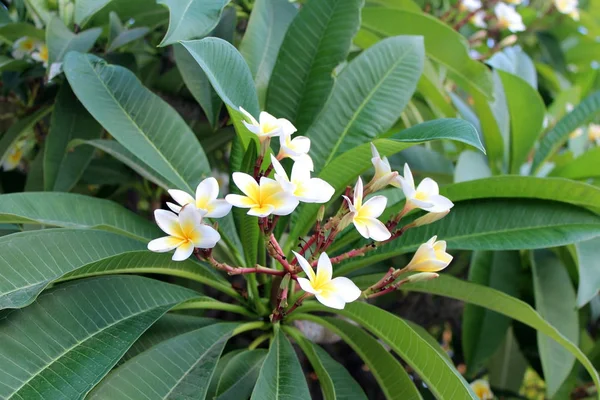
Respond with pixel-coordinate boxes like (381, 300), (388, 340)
(89, 322), (239, 399)
(285, 327), (369, 400)
(106, 26), (149, 52)
(214, 350), (267, 400)
(239, 0), (297, 106)
(0, 23), (45, 42)
(307, 36), (425, 172)
(488, 45), (538, 89)
(44, 84), (103, 192)
(498, 70), (545, 173)
(251, 328), (310, 400)
(550, 147), (600, 180)
(487, 327), (527, 392)
(74, 0), (112, 25)
(64, 52), (210, 192)
(0, 275), (197, 399)
(531, 250), (579, 397)
(297, 302), (477, 399)
(462, 251), (521, 376)
(24, 0), (54, 25)
(0, 56), (29, 73)
(46, 17), (101, 65)
(532, 91), (600, 172)
(267, 0), (363, 131)
(284, 118), (483, 253)
(157, 0), (230, 46)
(454, 150), (491, 182)
(573, 237), (600, 307)
(358, 8), (492, 98)
(207, 350), (247, 399)
(401, 274), (600, 394)
(0, 229), (145, 309)
(0, 106), (52, 167)
(0, 192), (159, 241)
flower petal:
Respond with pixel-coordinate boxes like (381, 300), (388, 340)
(315, 252), (332, 286)
(178, 205), (204, 237)
(293, 251), (316, 282)
(168, 189), (195, 207)
(248, 205), (275, 217)
(239, 106), (258, 125)
(297, 277), (319, 295)
(166, 202), (182, 214)
(297, 178), (335, 203)
(289, 136), (310, 154)
(243, 120), (261, 135)
(403, 164), (415, 189)
(154, 209), (183, 237)
(315, 292), (346, 310)
(270, 154), (288, 180)
(360, 195), (388, 219)
(416, 177), (440, 196)
(148, 236), (184, 252)
(365, 217), (392, 241)
(196, 177), (220, 205)
(424, 195), (454, 213)
(226, 194), (256, 208)
(193, 225), (221, 248)
(268, 192), (299, 216)
(353, 219), (370, 239)
(353, 177), (364, 208)
(370, 142), (380, 159)
(232, 172), (259, 198)
(172, 241), (194, 261)
(278, 118), (297, 136)
(328, 277), (362, 303)
(206, 199), (232, 218)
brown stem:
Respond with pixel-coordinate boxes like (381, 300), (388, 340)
(285, 293), (312, 316)
(198, 252), (289, 277)
(268, 234), (296, 274)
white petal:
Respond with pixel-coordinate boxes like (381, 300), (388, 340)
(297, 277), (319, 295)
(293, 251), (316, 282)
(328, 277), (362, 302)
(293, 153), (314, 171)
(342, 195), (356, 213)
(353, 219), (370, 239)
(298, 178), (335, 203)
(243, 120), (261, 135)
(270, 154), (288, 180)
(194, 225), (221, 248)
(315, 292), (346, 310)
(360, 195), (388, 219)
(206, 199), (232, 218)
(172, 241), (194, 261)
(278, 118), (297, 136)
(239, 106), (258, 125)
(231, 172), (259, 197)
(316, 252), (332, 283)
(289, 136), (310, 154)
(168, 189), (195, 207)
(403, 164), (415, 190)
(247, 205), (275, 217)
(154, 209), (182, 237)
(196, 177), (219, 204)
(166, 202), (182, 213)
(270, 193), (299, 216)
(362, 218), (392, 241)
(225, 194), (255, 208)
(416, 177), (439, 196)
(424, 195), (454, 213)
(148, 236), (184, 252)
(370, 142), (380, 159)
(354, 177), (363, 207)
(178, 205), (204, 235)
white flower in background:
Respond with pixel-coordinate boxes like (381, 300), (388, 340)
(470, 379), (494, 400)
(295, 251), (362, 310)
(589, 124), (600, 144)
(505, 0), (523, 5)
(343, 177), (391, 241)
(226, 172), (299, 217)
(494, 3), (526, 32)
(460, 0), (482, 12)
(569, 8), (580, 20)
(148, 206), (221, 261)
(368, 143), (400, 192)
(398, 164), (454, 213)
(31, 44), (48, 67)
(239, 107), (296, 142)
(554, 0), (578, 15)
(12, 37), (39, 59)
(1, 138), (34, 171)
(405, 236), (453, 272)
(277, 132), (314, 170)
(167, 177), (232, 218)
(212, 169), (230, 194)
(471, 11), (487, 28)
(271, 155), (334, 203)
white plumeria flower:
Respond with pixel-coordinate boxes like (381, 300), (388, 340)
(505, 0), (522, 5)
(460, 0), (482, 12)
(471, 11), (487, 28)
(226, 172), (299, 217)
(31, 44), (48, 67)
(239, 107), (296, 142)
(343, 177), (391, 241)
(148, 206), (221, 261)
(271, 155), (334, 204)
(494, 3), (525, 32)
(368, 143), (400, 192)
(569, 8), (580, 20)
(554, 0), (578, 14)
(12, 37), (39, 59)
(294, 251), (362, 310)
(277, 132), (314, 170)
(470, 379), (494, 400)
(405, 236), (453, 272)
(589, 124), (600, 144)
(398, 164), (454, 213)
(167, 177), (232, 218)
(1, 140), (26, 171)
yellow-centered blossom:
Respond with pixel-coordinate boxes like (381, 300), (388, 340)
(31, 44), (48, 67)
(167, 177), (232, 218)
(405, 236), (453, 272)
(470, 379), (494, 400)
(494, 3), (525, 32)
(368, 143), (400, 192)
(277, 131), (314, 170)
(398, 164), (454, 213)
(226, 172), (299, 217)
(343, 177), (391, 241)
(12, 37), (39, 59)
(271, 155), (334, 204)
(239, 107), (296, 142)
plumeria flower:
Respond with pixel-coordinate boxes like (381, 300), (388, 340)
(554, 0), (578, 15)
(1, 140), (27, 171)
(148, 206), (221, 261)
(239, 107), (296, 142)
(398, 164), (454, 213)
(12, 37), (39, 59)
(589, 124), (600, 144)
(271, 155), (334, 204)
(368, 143), (400, 192)
(31, 44), (48, 67)
(470, 379), (494, 400)
(471, 11), (487, 28)
(226, 172), (299, 217)
(167, 177), (232, 218)
(295, 251), (361, 310)
(460, 0), (482, 12)
(343, 177), (391, 241)
(494, 3), (525, 32)
(277, 132), (314, 170)
(505, 0), (523, 5)
(405, 236), (453, 273)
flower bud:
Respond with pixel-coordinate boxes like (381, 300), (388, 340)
(407, 211), (449, 228)
(317, 205), (325, 222)
(337, 210), (356, 232)
(406, 272), (439, 283)
(405, 236), (453, 273)
(498, 34), (518, 48)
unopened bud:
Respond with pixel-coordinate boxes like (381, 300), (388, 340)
(368, 171), (399, 194)
(337, 211), (356, 232)
(408, 211), (449, 228)
(317, 205), (325, 222)
(406, 272), (439, 283)
(499, 34), (517, 48)
(469, 30), (488, 42)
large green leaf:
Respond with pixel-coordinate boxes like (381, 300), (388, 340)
(0, 192), (159, 241)
(239, 0), (297, 106)
(0, 229), (145, 309)
(284, 119), (484, 253)
(24, 0), (53, 25)
(489, 45), (538, 89)
(286, 328), (369, 400)
(358, 8), (492, 98)
(106, 27), (150, 52)
(573, 237), (600, 307)
(46, 17), (102, 65)
(251, 328), (310, 400)
(0, 106), (51, 167)
(157, 0), (230, 46)
(0, 275), (197, 399)
(307, 36), (424, 172)
(0, 57), (29, 73)
(44, 84), (103, 192)
(74, 0), (112, 25)
(213, 349), (267, 400)
(532, 91), (600, 172)
(400, 275), (600, 394)
(85, 0), (169, 28)
(297, 302), (477, 399)
(0, 22), (45, 41)
(64, 52), (209, 193)
(462, 251), (521, 376)
(267, 0), (363, 131)
(550, 147), (600, 180)
(89, 322), (239, 399)
(487, 328), (528, 393)
(498, 70), (545, 173)
(532, 250), (579, 397)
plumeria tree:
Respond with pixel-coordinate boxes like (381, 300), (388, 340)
(0, 0), (600, 399)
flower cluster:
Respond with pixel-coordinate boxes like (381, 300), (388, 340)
(148, 107), (455, 314)
(12, 37), (48, 67)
